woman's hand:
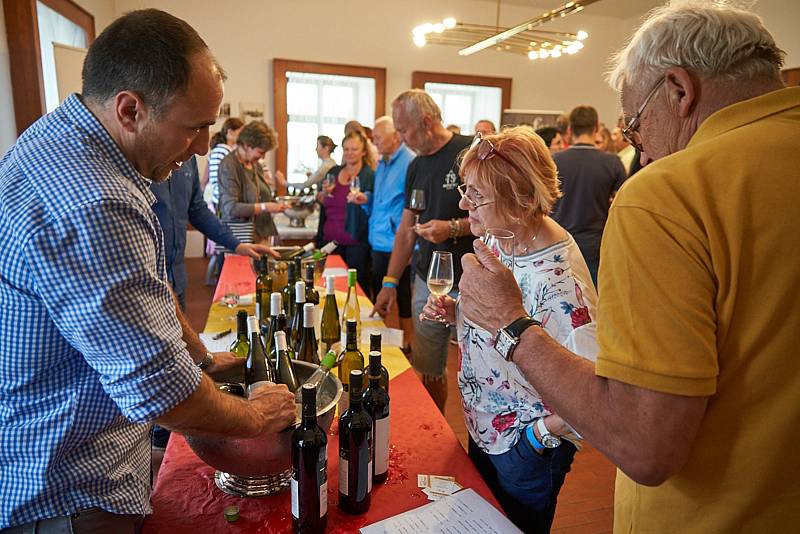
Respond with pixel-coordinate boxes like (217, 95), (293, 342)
(420, 294), (456, 324)
(260, 202), (287, 214)
(347, 191), (368, 205)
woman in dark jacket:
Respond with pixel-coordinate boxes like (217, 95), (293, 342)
(316, 130), (374, 296)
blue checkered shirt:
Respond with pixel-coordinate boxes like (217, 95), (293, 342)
(0, 94), (202, 528)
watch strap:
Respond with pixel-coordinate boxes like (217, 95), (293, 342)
(504, 316), (541, 338)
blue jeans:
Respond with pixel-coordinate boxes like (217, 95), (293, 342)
(468, 434), (576, 534)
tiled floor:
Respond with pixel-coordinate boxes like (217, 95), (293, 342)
(183, 256), (616, 533)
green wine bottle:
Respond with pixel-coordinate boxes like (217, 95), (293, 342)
(297, 303), (320, 365)
(245, 316), (273, 397)
(291, 280), (306, 352)
(283, 262), (297, 318)
(337, 319), (364, 412)
(304, 263), (320, 306)
(341, 269), (361, 345)
(228, 310), (249, 359)
(264, 292), (282, 357)
(320, 275), (341, 355)
(255, 256), (272, 327)
(274, 330), (299, 393)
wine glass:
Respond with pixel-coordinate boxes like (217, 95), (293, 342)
(409, 189), (426, 226)
(483, 228), (515, 273)
(324, 171), (336, 198)
(349, 176), (361, 195)
(427, 251), (454, 323)
(221, 283), (240, 308)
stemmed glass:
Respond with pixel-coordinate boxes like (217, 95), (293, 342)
(483, 228), (515, 273)
(349, 176), (361, 195)
(323, 171), (336, 198)
(409, 189), (426, 226)
(427, 251), (454, 323)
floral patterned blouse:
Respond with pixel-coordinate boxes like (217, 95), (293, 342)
(457, 236), (599, 455)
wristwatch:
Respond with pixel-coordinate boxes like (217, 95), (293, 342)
(536, 417), (562, 448)
(198, 352), (214, 371)
(495, 316), (541, 362)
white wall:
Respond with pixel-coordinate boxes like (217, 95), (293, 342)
(1, 0), (799, 156)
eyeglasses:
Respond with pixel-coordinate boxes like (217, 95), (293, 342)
(621, 77), (665, 153)
(470, 134), (524, 176)
(457, 183), (495, 210)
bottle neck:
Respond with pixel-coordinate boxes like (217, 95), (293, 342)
(302, 400), (317, 425)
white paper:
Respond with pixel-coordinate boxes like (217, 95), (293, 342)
(374, 416), (390, 477)
(322, 267), (349, 278)
(360, 327), (404, 348)
(291, 478), (298, 518)
(199, 332), (236, 354)
(360, 488), (522, 534)
(339, 457), (348, 496)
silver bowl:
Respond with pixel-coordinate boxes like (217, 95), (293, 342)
(276, 195), (317, 227)
(185, 361), (341, 496)
(266, 247), (327, 291)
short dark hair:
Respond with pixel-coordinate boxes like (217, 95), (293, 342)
(535, 126), (559, 147)
(82, 9), (223, 115)
(237, 121), (277, 152)
(317, 135), (336, 152)
(569, 105), (599, 137)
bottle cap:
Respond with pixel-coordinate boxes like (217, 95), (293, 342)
(346, 319), (357, 335)
(274, 330), (288, 351)
(270, 292), (282, 316)
(368, 350), (382, 376)
(326, 275), (336, 294)
(370, 331), (381, 351)
(223, 506), (239, 522)
(349, 369), (363, 391)
(321, 350), (336, 369)
(247, 316), (260, 336)
(295, 281), (306, 303)
(303, 303), (315, 327)
(347, 268), (357, 286)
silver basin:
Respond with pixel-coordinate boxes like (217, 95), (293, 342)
(266, 247), (327, 291)
(276, 195), (317, 227)
(186, 361), (341, 481)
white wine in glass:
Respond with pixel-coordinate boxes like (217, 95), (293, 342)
(427, 251), (454, 322)
(349, 176), (361, 195)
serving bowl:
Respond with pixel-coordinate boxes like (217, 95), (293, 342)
(185, 360), (342, 496)
(266, 246), (327, 292)
(276, 195), (317, 227)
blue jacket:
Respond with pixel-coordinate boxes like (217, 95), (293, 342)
(368, 144), (415, 253)
(151, 157), (239, 295)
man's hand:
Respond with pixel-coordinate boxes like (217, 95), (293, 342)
(235, 242), (279, 259)
(414, 219), (450, 244)
(204, 351), (245, 381)
(371, 286), (397, 318)
(248, 383), (297, 434)
(459, 239), (527, 332)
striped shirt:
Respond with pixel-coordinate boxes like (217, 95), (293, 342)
(207, 142), (232, 205)
(0, 94), (202, 528)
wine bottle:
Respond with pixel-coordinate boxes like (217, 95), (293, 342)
(264, 292), (282, 356)
(291, 383), (328, 534)
(311, 240), (338, 261)
(297, 303), (320, 365)
(245, 316), (272, 396)
(341, 269), (361, 345)
(363, 351), (390, 484)
(229, 310), (249, 359)
(255, 256), (272, 327)
(274, 331), (299, 393)
(320, 275), (340, 354)
(285, 242), (315, 259)
(338, 370), (372, 515)
(303, 263), (320, 306)
(283, 262), (297, 318)
(291, 281), (307, 352)
(297, 350), (337, 404)
(337, 319), (364, 413)
(368, 332), (390, 394)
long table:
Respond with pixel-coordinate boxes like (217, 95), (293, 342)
(142, 255), (501, 533)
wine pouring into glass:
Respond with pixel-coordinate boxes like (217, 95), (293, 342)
(426, 251), (454, 323)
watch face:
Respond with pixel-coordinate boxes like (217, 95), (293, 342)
(494, 330), (515, 359)
(542, 434), (562, 448)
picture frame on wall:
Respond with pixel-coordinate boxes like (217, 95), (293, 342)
(240, 102), (265, 123)
(502, 109), (563, 130)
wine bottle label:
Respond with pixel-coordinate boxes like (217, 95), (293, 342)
(319, 480), (328, 517)
(338, 457), (348, 496)
(291, 477), (298, 518)
(367, 460), (373, 494)
(374, 416), (390, 476)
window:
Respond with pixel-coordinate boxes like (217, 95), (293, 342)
(285, 72), (375, 184)
(425, 82), (502, 135)
(273, 59), (386, 190)
(37, 1), (88, 112)
(3, 0), (94, 135)
(412, 71), (511, 135)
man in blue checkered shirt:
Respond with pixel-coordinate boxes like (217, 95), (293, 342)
(0, 10), (295, 533)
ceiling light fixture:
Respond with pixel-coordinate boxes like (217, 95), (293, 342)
(411, 0), (598, 62)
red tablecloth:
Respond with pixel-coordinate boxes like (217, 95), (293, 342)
(143, 255), (501, 533)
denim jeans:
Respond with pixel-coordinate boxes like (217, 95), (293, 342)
(468, 434), (577, 534)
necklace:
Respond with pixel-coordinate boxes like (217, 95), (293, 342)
(517, 217), (544, 255)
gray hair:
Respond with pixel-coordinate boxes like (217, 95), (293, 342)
(608, 1), (784, 92)
(392, 89), (442, 123)
(373, 115), (395, 133)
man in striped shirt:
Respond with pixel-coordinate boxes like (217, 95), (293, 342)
(0, 10), (295, 533)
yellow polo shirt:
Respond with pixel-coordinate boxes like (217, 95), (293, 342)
(595, 86), (800, 533)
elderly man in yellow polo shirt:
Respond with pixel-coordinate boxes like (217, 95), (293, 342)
(457, 3), (800, 533)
